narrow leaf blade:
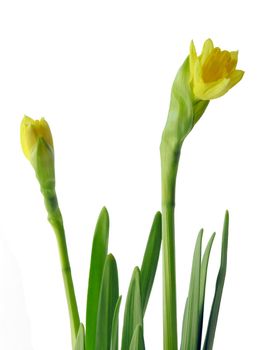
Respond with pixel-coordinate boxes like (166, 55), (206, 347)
(129, 325), (145, 350)
(203, 211), (229, 350)
(141, 212), (162, 315)
(110, 296), (122, 350)
(198, 232), (216, 348)
(184, 229), (203, 350)
(121, 267), (143, 350)
(86, 207), (109, 350)
(180, 297), (189, 350)
(75, 324), (85, 350)
(95, 254), (119, 350)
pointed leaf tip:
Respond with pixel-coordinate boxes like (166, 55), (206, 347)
(95, 253), (119, 350)
(121, 267), (142, 350)
(75, 324), (85, 350)
(86, 208), (110, 350)
(110, 296), (122, 350)
(203, 212), (229, 350)
(141, 212), (162, 315)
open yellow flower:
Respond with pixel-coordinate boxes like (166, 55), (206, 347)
(189, 39), (244, 100)
(20, 116), (53, 160)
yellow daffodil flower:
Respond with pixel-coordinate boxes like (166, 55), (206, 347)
(189, 39), (244, 100)
(20, 116), (53, 160)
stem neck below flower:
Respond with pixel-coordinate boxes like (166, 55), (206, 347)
(41, 187), (80, 348)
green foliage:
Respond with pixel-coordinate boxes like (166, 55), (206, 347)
(95, 254), (119, 350)
(203, 211), (229, 350)
(129, 325), (146, 350)
(86, 207), (109, 350)
(180, 213), (229, 350)
(23, 86), (231, 350)
(121, 267), (143, 350)
(120, 212), (162, 349)
(110, 296), (122, 350)
(199, 233), (216, 348)
(83, 211), (162, 350)
(141, 211), (162, 315)
(183, 229), (203, 350)
(75, 324), (85, 350)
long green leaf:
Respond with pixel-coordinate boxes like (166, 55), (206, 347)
(184, 229), (203, 350)
(180, 297), (189, 350)
(95, 254), (119, 350)
(141, 211), (162, 315)
(198, 232), (216, 348)
(75, 324), (85, 350)
(86, 207), (109, 350)
(203, 211), (229, 350)
(110, 296), (122, 350)
(121, 267), (143, 350)
(129, 324), (145, 350)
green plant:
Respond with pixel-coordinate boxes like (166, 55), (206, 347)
(20, 38), (244, 350)
(160, 39), (243, 350)
(20, 116), (161, 350)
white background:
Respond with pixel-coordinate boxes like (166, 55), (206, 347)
(0, 0), (261, 349)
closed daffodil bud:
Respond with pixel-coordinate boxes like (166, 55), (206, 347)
(20, 116), (53, 160)
(189, 39), (244, 100)
(20, 116), (55, 192)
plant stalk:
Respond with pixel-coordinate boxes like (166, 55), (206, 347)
(161, 141), (181, 350)
(44, 190), (80, 347)
(56, 227), (80, 344)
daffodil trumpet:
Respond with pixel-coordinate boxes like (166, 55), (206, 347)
(160, 39), (243, 350)
(189, 39), (244, 100)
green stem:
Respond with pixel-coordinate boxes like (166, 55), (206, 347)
(56, 228), (80, 344)
(43, 189), (80, 347)
(160, 142), (181, 350)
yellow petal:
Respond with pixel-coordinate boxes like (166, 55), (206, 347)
(20, 116), (53, 160)
(230, 50), (238, 62)
(226, 51), (239, 73)
(193, 78), (230, 100)
(193, 58), (202, 84)
(200, 39), (214, 64)
(228, 69), (245, 89)
(39, 118), (53, 148)
(189, 40), (197, 77)
(20, 116), (34, 159)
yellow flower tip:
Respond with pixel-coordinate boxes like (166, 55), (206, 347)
(190, 40), (196, 54)
(189, 41), (197, 73)
(201, 39), (214, 61)
(189, 39), (244, 100)
(20, 116), (53, 160)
